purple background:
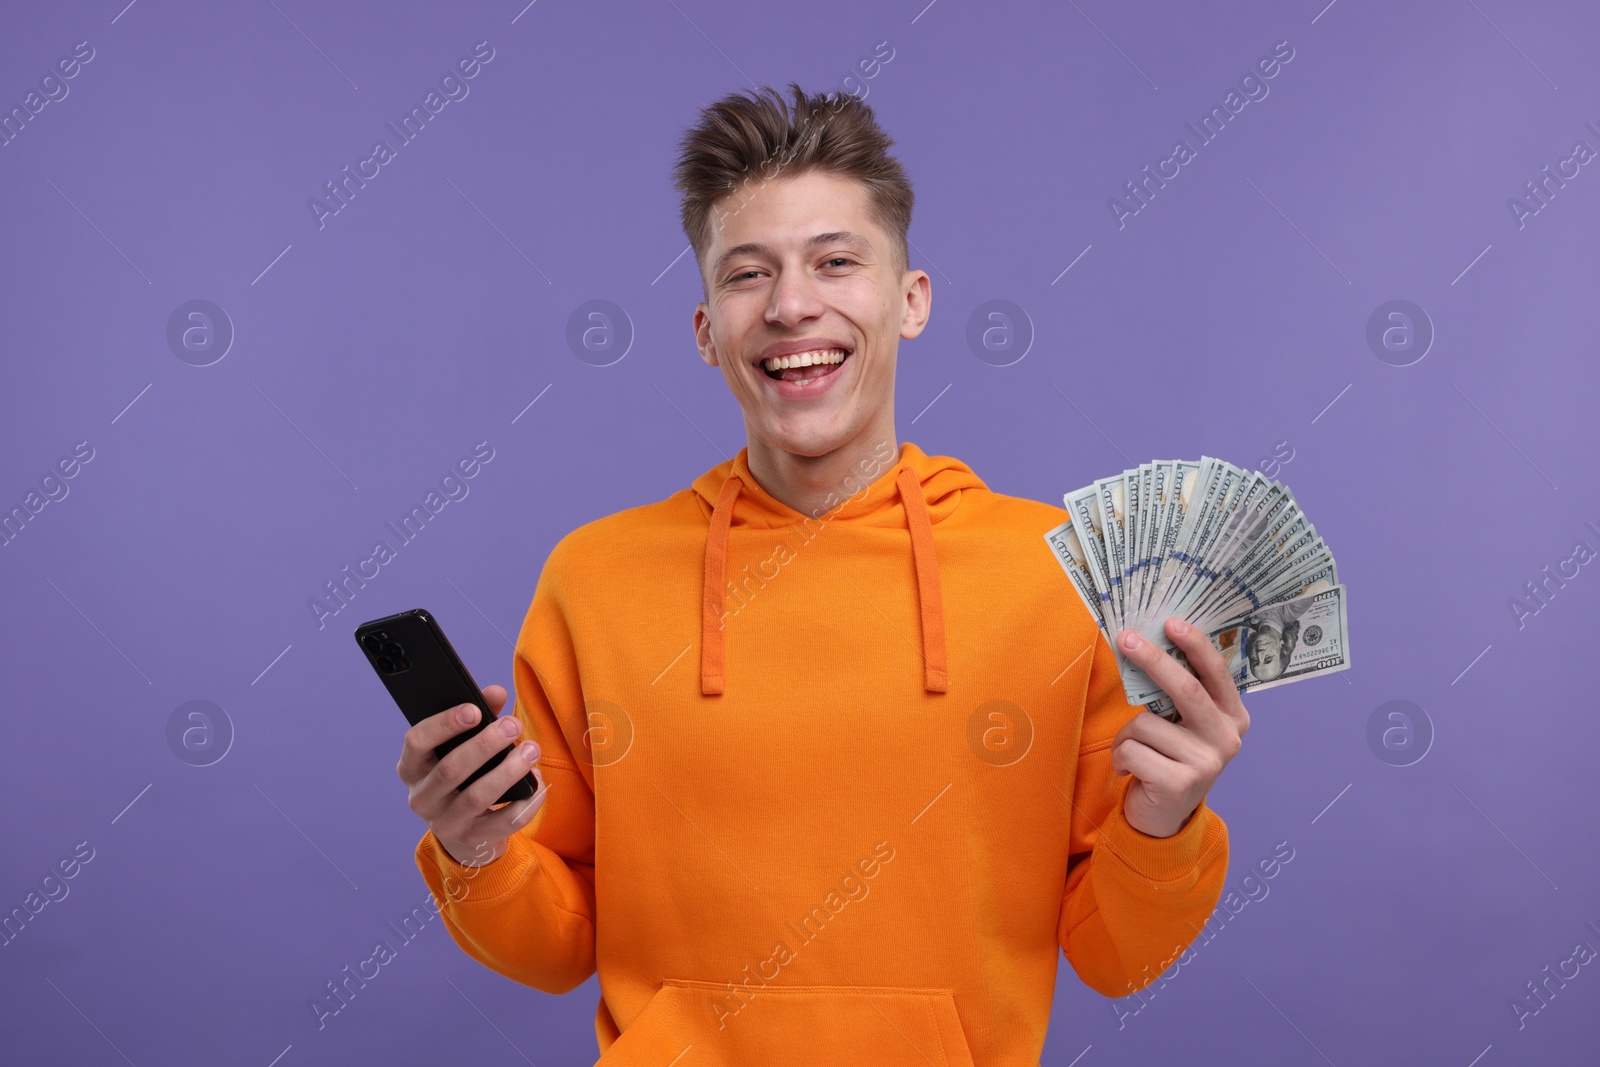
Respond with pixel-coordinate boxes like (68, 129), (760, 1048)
(2, 0), (1596, 1064)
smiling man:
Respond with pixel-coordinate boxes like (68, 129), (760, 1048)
(402, 83), (1246, 1065)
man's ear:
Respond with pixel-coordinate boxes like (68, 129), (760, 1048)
(693, 303), (720, 368)
(898, 268), (932, 341)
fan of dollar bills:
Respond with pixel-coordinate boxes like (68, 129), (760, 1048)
(1044, 456), (1350, 721)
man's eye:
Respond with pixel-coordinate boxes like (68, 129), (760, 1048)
(825, 257), (853, 268)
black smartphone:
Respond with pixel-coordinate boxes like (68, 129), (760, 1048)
(354, 608), (538, 806)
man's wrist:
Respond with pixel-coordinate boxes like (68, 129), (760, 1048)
(437, 833), (504, 868)
(1121, 793), (1201, 839)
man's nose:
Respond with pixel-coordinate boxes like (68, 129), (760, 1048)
(766, 268), (824, 324)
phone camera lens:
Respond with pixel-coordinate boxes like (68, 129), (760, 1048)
(362, 631), (409, 673)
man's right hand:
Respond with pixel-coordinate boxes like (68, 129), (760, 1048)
(398, 684), (547, 868)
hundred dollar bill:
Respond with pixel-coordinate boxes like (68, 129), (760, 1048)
(1129, 463), (1155, 629)
(1043, 517), (1108, 631)
(1123, 467), (1143, 633)
(1094, 474), (1130, 633)
(1138, 459), (1198, 634)
(1060, 485), (1156, 686)
(1063, 487), (1113, 607)
(1154, 583), (1351, 701)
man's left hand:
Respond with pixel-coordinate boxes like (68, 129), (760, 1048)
(1110, 617), (1250, 838)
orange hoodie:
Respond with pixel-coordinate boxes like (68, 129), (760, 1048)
(414, 440), (1229, 1065)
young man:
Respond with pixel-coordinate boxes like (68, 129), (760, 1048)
(399, 83), (1248, 1065)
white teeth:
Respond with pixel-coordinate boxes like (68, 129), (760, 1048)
(761, 348), (847, 373)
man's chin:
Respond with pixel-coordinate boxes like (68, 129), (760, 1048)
(757, 419), (851, 459)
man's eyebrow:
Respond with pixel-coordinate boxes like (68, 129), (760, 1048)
(711, 231), (873, 278)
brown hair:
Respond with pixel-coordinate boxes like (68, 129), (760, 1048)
(671, 81), (915, 290)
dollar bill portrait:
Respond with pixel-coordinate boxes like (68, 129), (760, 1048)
(1219, 597), (1310, 685)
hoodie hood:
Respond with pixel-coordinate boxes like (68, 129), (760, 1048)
(690, 441), (987, 698)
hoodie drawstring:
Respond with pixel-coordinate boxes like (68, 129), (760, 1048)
(700, 466), (949, 696)
(896, 466), (950, 693)
(700, 473), (743, 696)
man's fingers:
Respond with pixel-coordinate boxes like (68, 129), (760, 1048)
(461, 737), (542, 815)
(445, 764), (548, 871)
(1113, 708), (1211, 768)
(1118, 628), (1218, 725)
(397, 685), (512, 787)
(430, 713), (522, 796)
(1162, 618), (1240, 708)
(397, 701), (485, 786)
(485, 768), (548, 833)
(1163, 618), (1251, 740)
(441, 785), (548, 873)
(1110, 735), (1179, 781)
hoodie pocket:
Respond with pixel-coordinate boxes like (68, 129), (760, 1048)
(596, 980), (976, 1066)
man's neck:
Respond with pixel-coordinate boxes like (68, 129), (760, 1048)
(743, 424), (901, 520)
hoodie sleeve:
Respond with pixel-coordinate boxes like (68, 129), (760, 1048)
(413, 538), (598, 995)
(1057, 629), (1229, 998)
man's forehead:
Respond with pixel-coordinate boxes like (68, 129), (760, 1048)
(709, 174), (880, 255)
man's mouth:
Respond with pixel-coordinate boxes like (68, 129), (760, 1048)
(759, 347), (851, 386)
